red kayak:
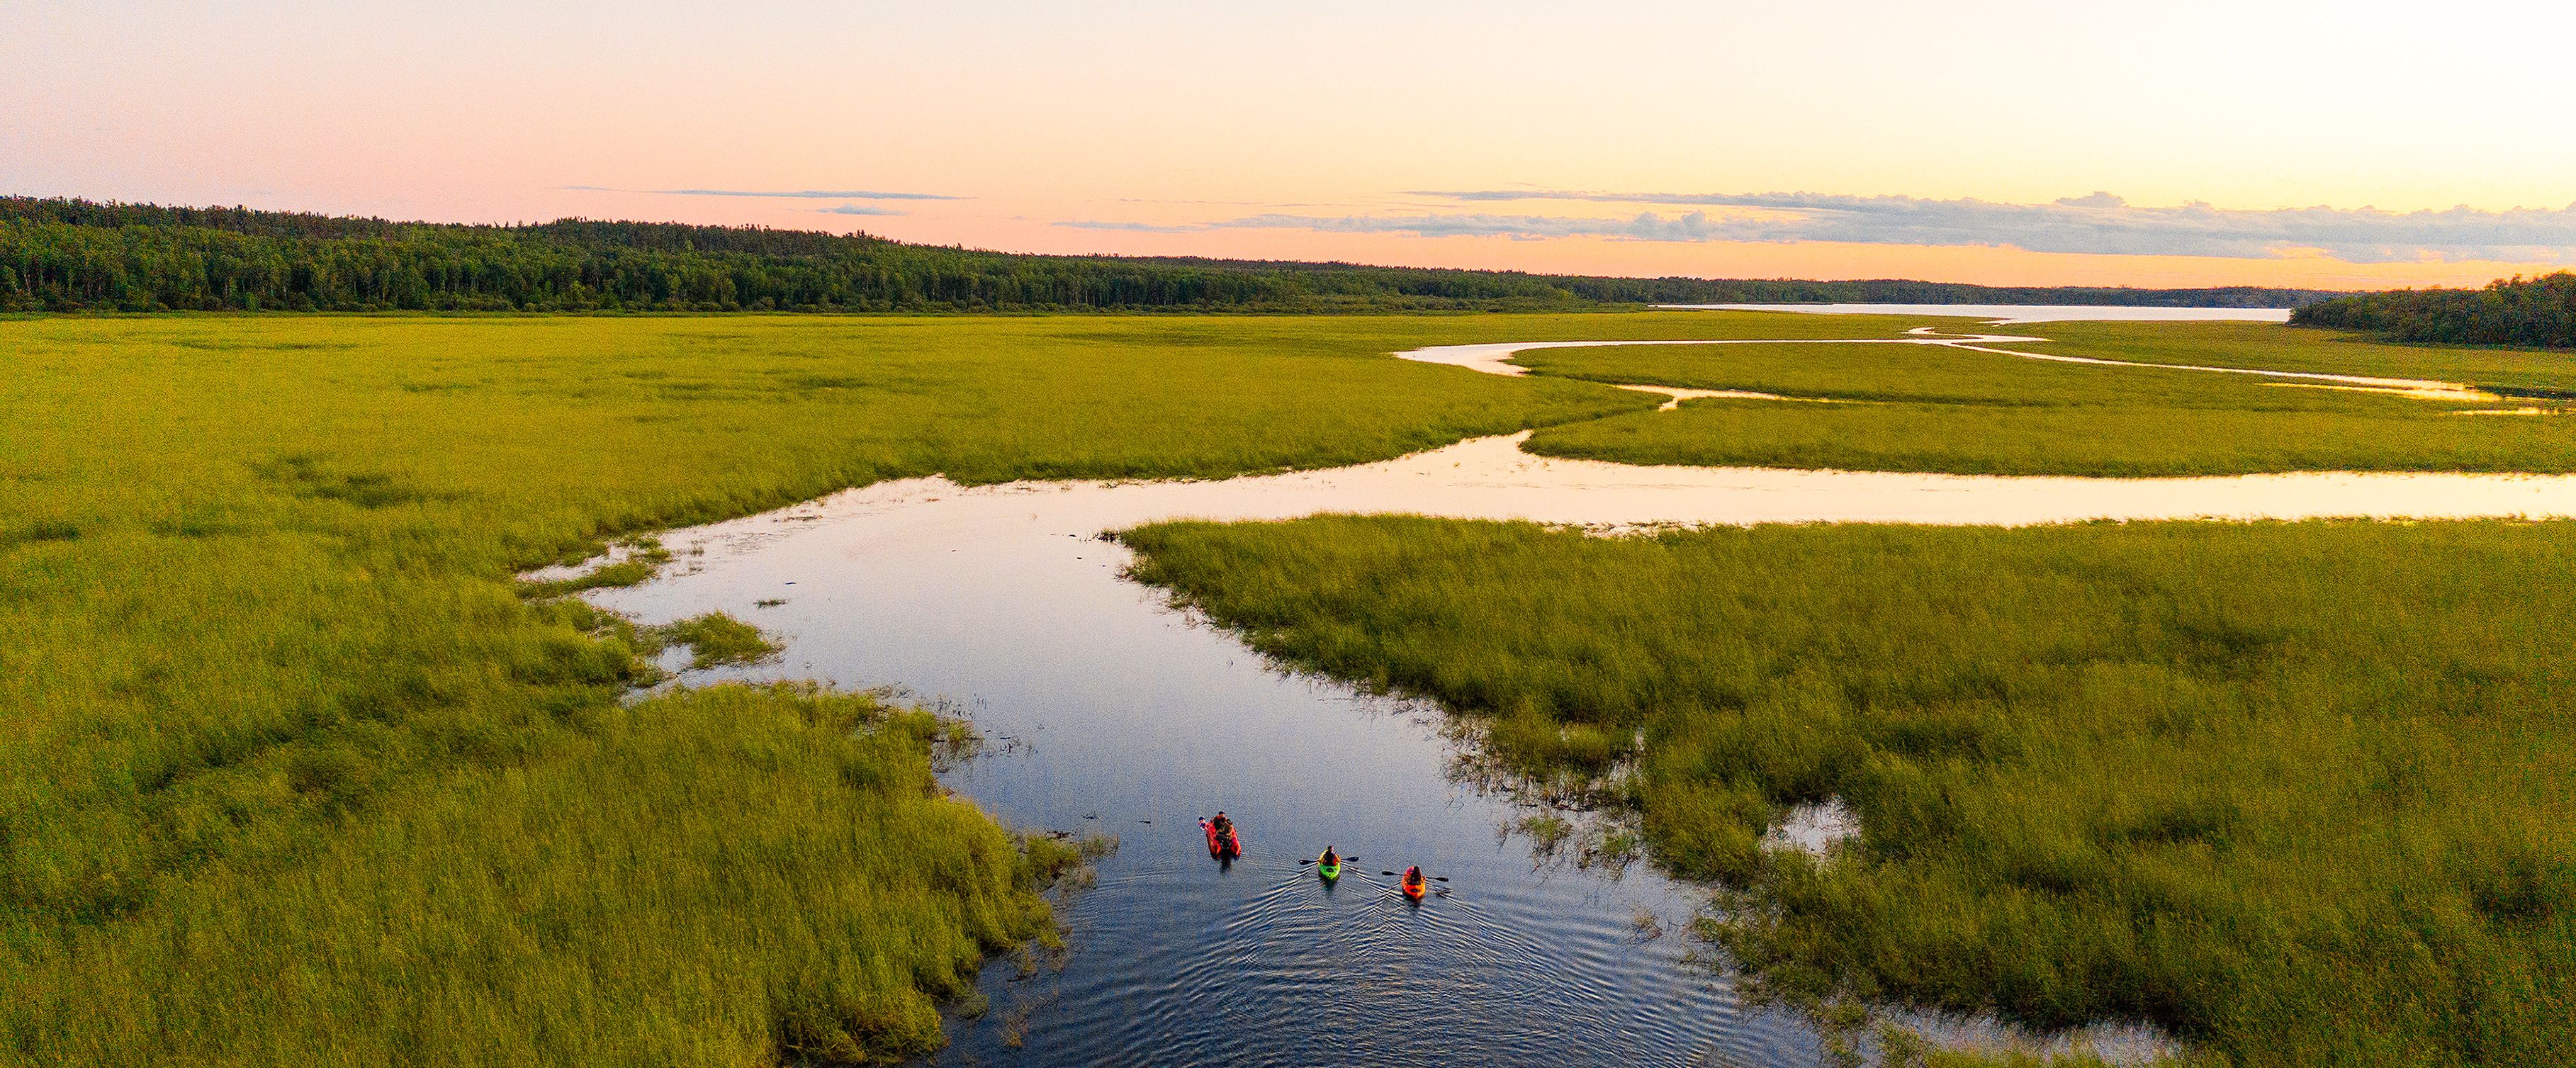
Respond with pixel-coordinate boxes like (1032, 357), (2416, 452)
(1200, 819), (1241, 859)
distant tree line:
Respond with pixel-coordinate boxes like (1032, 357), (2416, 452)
(1, 196), (2335, 314)
(2291, 273), (2576, 349)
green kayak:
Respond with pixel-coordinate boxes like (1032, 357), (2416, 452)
(1317, 855), (1341, 881)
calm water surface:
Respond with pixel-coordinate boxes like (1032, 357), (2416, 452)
(1660, 303), (2295, 323)
(592, 495), (1795, 1067)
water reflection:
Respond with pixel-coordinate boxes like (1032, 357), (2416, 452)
(1660, 303), (2295, 323)
(1396, 329), (2484, 401)
(592, 502), (1790, 1067)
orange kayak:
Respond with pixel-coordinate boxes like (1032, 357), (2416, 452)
(1200, 819), (1240, 859)
(1400, 878), (1426, 901)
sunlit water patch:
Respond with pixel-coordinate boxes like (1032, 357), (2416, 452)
(1762, 799), (1862, 858)
(1658, 303), (2295, 323)
(1395, 330), (2485, 402)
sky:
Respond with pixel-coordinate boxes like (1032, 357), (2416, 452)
(9, 0), (2575, 289)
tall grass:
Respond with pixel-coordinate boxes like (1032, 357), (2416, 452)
(0, 312), (1722, 1064)
(1120, 515), (2576, 1067)
(15, 684), (1056, 1065)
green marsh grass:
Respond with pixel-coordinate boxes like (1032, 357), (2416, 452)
(2007, 320), (2576, 395)
(1512, 333), (2576, 476)
(18, 684), (1072, 1065)
(1122, 515), (2576, 1067)
(650, 612), (784, 670)
(1508, 337), (2336, 407)
(1531, 398), (2576, 476)
(0, 311), (1766, 1064)
(8, 308), (2561, 1062)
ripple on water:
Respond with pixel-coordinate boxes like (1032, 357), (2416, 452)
(955, 843), (1772, 1067)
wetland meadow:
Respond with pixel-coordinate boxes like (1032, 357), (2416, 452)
(6, 305), (2574, 1067)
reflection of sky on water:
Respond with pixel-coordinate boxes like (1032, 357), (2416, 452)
(594, 493), (1789, 1067)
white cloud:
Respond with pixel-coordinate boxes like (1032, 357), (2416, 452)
(1344, 189), (2576, 263)
(562, 186), (967, 201)
(660, 188), (964, 201)
(1049, 189), (2576, 264)
(1054, 220), (1208, 234)
(1212, 210), (1742, 242)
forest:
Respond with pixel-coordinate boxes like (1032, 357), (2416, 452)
(0, 197), (2332, 314)
(2292, 273), (2576, 349)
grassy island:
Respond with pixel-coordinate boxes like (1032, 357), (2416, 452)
(1512, 329), (2576, 476)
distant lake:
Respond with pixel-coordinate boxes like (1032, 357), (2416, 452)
(1661, 303), (2295, 323)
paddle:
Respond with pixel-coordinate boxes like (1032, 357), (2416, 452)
(1298, 855), (1356, 867)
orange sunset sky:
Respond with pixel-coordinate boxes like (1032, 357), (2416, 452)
(10, 1), (2574, 290)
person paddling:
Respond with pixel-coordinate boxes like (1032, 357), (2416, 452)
(1203, 811), (1239, 858)
(1400, 865), (1427, 901)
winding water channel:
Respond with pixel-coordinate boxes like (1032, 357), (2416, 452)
(586, 314), (2576, 1066)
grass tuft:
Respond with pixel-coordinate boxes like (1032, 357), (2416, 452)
(649, 612), (782, 670)
(2, 519), (83, 547)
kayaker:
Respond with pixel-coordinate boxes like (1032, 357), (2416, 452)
(1401, 865), (1427, 899)
(1319, 846), (1339, 868)
(1210, 811), (1234, 843)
